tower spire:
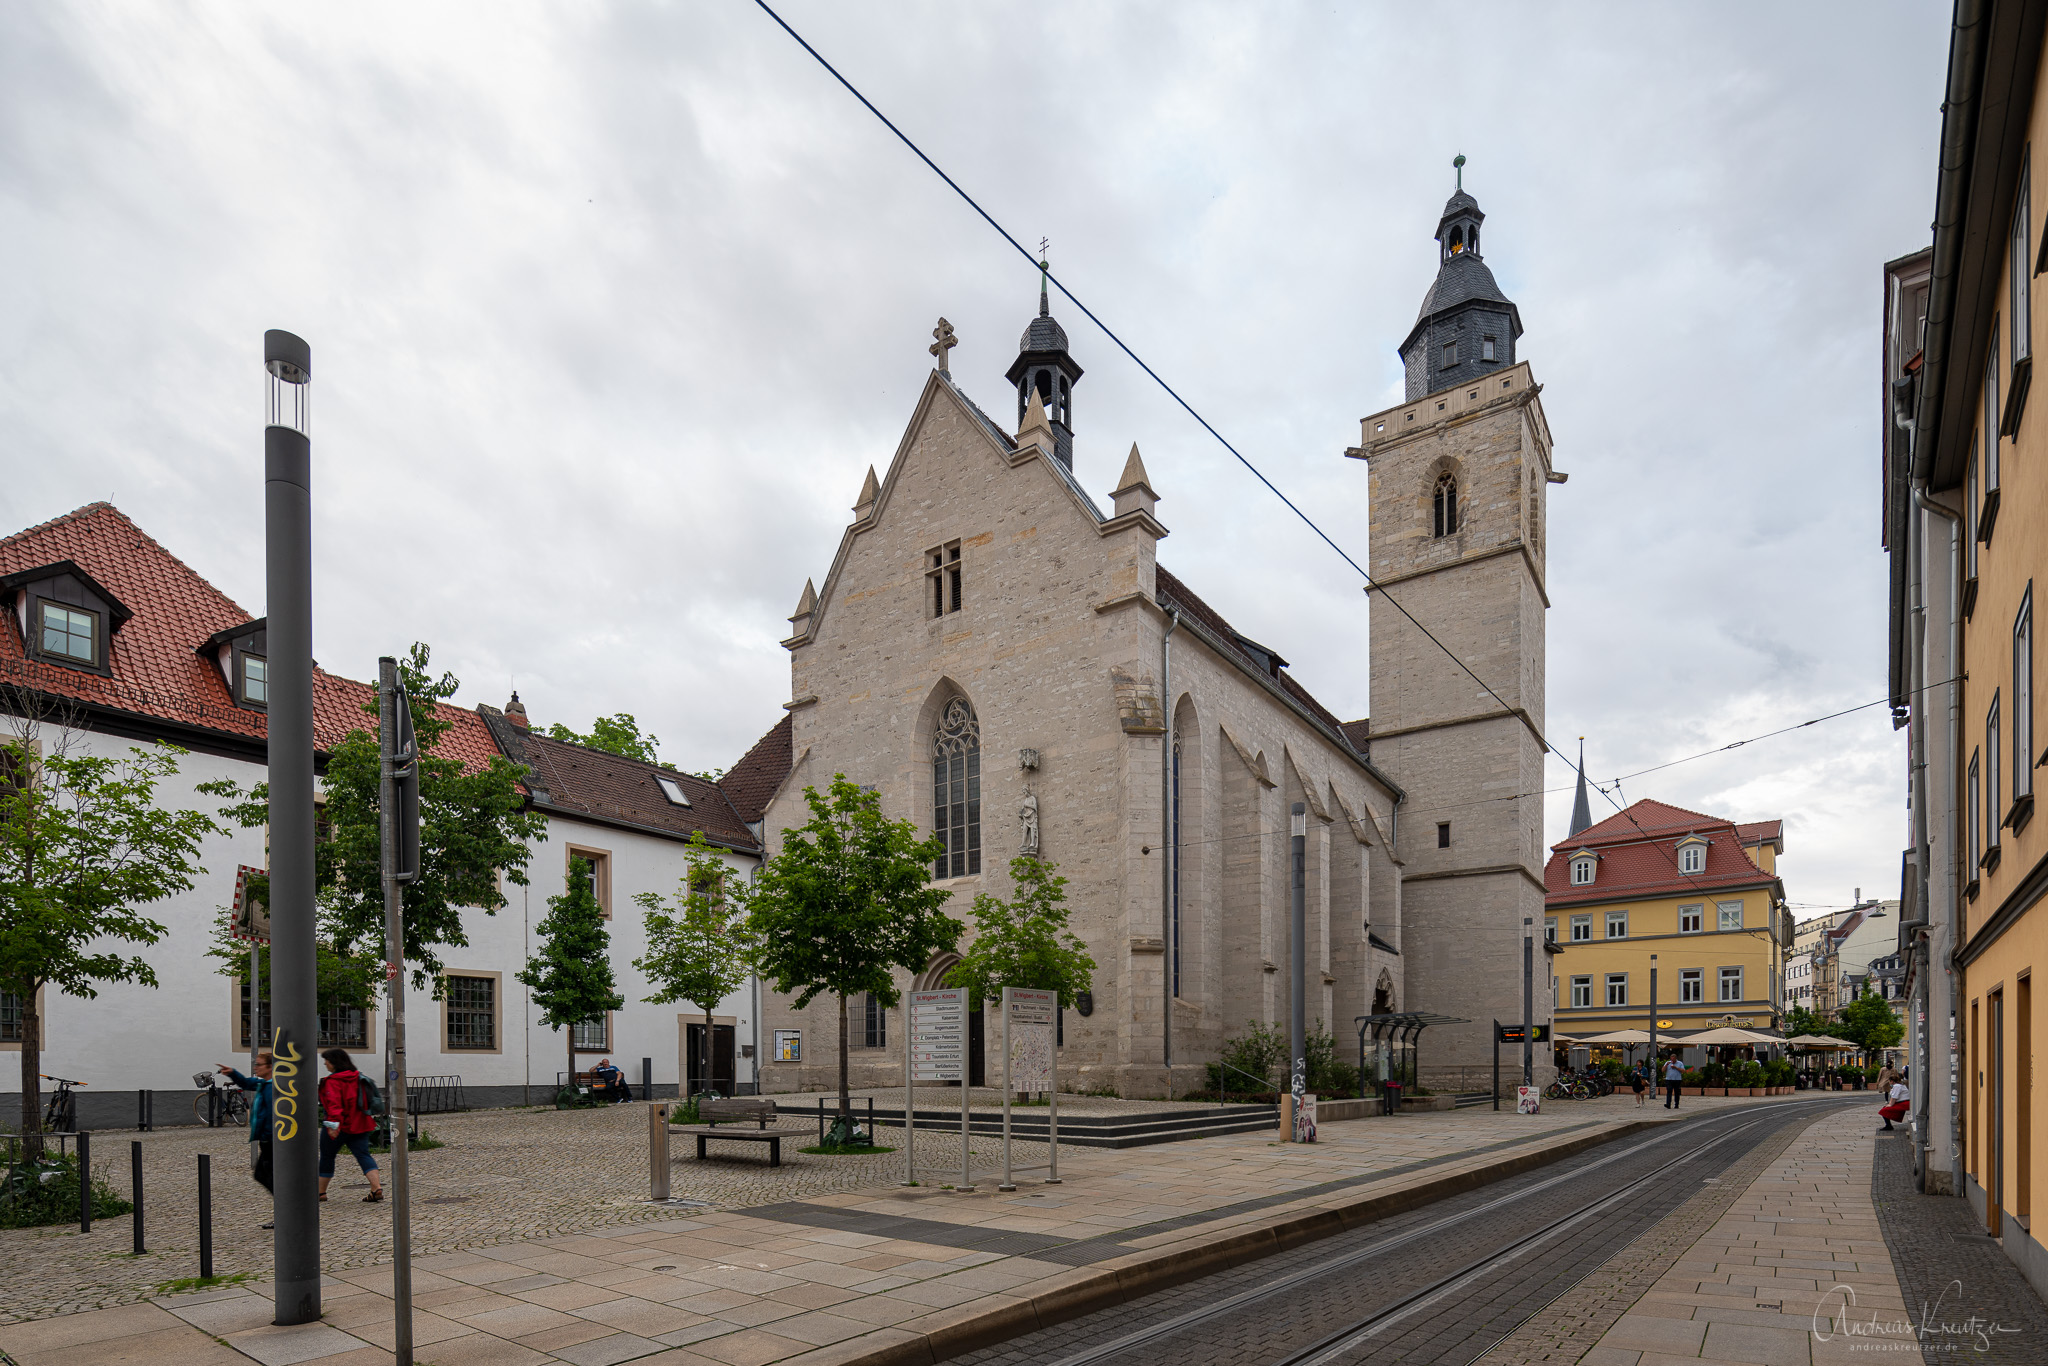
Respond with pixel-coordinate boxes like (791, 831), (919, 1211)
(1568, 738), (1593, 837)
(1453, 151), (1465, 192)
(1038, 238), (1050, 317)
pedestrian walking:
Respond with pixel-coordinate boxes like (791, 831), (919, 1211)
(1879, 1077), (1911, 1132)
(316, 1048), (385, 1203)
(1630, 1064), (1649, 1108)
(216, 1051), (276, 1228)
(1662, 1055), (1684, 1109)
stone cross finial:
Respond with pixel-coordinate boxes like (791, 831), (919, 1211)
(929, 318), (957, 373)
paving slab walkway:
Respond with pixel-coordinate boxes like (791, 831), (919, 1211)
(0, 1091), (1803, 1366)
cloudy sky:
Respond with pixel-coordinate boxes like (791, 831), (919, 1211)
(2, 2), (1945, 918)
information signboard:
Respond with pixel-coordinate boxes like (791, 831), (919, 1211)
(1005, 987), (1056, 1092)
(1495, 1024), (1551, 1044)
(909, 988), (965, 1082)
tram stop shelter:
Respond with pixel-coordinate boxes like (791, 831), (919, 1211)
(1354, 1012), (1471, 1100)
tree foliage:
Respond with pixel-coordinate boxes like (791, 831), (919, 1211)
(1835, 986), (1904, 1052)
(1781, 1004), (1826, 1041)
(0, 735), (220, 1151)
(518, 858), (624, 1087)
(635, 834), (753, 1096)
(204, 917), (381, 1020)
(946, 856), (1095, 1011)
(546, 714), (661, 764)
(738, 776), (959, 1116)
(205, 643), (544, 986)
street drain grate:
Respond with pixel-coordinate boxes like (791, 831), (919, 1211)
(422, 1196), (471, 1204)
(651, 1265), (677, 1271)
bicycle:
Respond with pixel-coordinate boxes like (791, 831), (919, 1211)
(192, 1070), (252, 1129)
(40, 1075), (83, 1132)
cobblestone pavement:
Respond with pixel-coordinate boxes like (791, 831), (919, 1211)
(0, 1090), (1809, 1364)
(950, 1097), (1862, 1366)
(1871, 1126), (2048, 1364)
(0, 1102), (1049, 1323)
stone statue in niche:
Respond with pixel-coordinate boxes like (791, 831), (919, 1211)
(1019, 786), (1040, 857)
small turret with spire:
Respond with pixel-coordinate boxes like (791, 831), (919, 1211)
(1005, 245), (1084, 471)
(1398, 154), (1524, 401)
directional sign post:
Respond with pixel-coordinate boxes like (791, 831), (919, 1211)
(905, 989), (965, 1188)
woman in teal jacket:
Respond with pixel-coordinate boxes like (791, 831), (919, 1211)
(217, 1052), (276, 1224)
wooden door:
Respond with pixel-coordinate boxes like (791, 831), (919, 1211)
(685, 1023), (737, 1097)
(1991, 990), (2005, 1237)
(2021, 976), (2033, 1222)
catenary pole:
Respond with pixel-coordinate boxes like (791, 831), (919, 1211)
(1521, 918), (1533, 1086)
(263, 329), (320, 1325)
(378, 658), (415, 1365)
(1649, 955), (1658, 1081)
(1291, 803), (1306, 1138)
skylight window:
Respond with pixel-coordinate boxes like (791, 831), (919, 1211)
(655, 776), (691, 808)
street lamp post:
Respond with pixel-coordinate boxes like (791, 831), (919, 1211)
(1290, 803), (1306, 1139)
(263, 329), (320, 1325)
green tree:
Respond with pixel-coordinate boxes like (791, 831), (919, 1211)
(206, 644), (545, 986)
(546, 714), (660, 764)
(1781, 1004), (1826, 1041)
(738, 776), (959, 1121)
(946, 856), (1095, 1012)
(634, 834), (753, 1098)
(0, 727), (220, 1153)
(204, 918), (381, 1042)
(1835, 986), (1905, 1053)
(518, 858), (625, 1091)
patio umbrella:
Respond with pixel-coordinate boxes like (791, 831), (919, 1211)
(1678, 1026), (1780, 1045)
(1575, 1029), (1653, 1043)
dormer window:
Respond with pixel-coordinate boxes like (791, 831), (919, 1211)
(39, 603), (96, 664)
(240, 653), (268, 706)
(1570, 854), (1596, 886)
(1677, 837), (1707, 874)
(654, 776), (691, 808)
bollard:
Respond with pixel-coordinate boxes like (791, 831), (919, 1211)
(198, 1153), (213, 1280)
(867, 1096), (874, 1143)
(648, 1102), (671, 1202)
(817, 1097), (824, 1146)
(641, 1057), (652, 1099)
(138, 1089), (149, 1131)
(78, 1131), (92, 1233)
(131, 1141), (145, 1254)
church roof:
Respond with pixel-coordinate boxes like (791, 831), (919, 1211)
(1409, 250), (1515, 330)
(1154, 566), (1354, 745)
(720, 713), (793, 825)
(1019, 313), (1070, 354)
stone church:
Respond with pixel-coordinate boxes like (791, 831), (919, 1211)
(734, 180), (1561, 1097)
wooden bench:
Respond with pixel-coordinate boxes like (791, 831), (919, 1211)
(673, 1098), (786, 1167)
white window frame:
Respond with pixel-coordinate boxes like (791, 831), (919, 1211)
(1570, 856), (1595, 886)
(1570, 914), (1592, 942)
(1970, 749), (1984, 874)
(1989, 691), (2003, 848)
(1679, 841), (1705, 874)
(654, 776), (692, 807)
(1987, 319), (2003, 495)
(1679, 904), (1704, 934)
(1544, 917), (1557, 944)
(1717, 900), (1744, 932)
(2015, 167), (2033, 366)
(2017, 587), (2034, 801)
(1570, 976), (1592, 1009)
(1679, 968), (1704, 1004)
(1605, 910), (1628, 939)
(1719, 966), (1744, 1003)
(1605, 973), (1628, 1007)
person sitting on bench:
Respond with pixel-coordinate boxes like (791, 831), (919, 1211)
(590, 1058), (632, 1103)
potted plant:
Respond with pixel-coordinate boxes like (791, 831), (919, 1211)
(1701, 1061), (1728, 1095)
(1681, 1067), (1704, 1096)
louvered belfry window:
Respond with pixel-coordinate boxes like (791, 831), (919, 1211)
(932, 697), (982, 879)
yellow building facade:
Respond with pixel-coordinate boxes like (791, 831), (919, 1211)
(1545, 801), (1790, 1042)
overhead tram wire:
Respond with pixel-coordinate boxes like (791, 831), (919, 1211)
(752, 1), (1896, 874)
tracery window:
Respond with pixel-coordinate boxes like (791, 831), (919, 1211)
(1171, 726), (1183, 999)
(932, 697), (981, 879)
(1432, 474), (1459, 538)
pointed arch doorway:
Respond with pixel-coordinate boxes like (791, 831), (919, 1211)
(920, 953), (985, 1087)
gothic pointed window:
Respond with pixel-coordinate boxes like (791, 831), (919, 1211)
(1432, 473), (1459, 538)
(932, 697), (982, 879)
(1170, 725), (1183, 1000)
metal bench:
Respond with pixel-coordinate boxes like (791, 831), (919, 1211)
(674, 1098), (786, 1166)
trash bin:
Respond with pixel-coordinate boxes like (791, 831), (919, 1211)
(1380, 1081), (1403, 1116)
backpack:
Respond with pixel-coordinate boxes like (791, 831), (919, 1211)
(356, 1073), (386, 1120)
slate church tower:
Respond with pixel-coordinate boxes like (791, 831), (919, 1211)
(1350, 167), (1561, 1091)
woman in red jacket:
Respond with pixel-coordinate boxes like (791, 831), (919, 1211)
(318, 1048), (385, 1203)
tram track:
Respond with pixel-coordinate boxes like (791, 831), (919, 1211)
(958, 1097), (1862, 1366)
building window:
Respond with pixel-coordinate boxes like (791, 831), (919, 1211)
(1606, 911), (1628, 939)
(1679, 841), (1705, 875)
(1606, 974), (1628, 1007)
(567, 848), (611, 918)
(1989, 692), (2003, 850)
(1987, 319), (2002, 496)
(445, 974), (497, 1051)
(572, 1015), (609, 1052)
(1544, 917), (1557, 943)
(1719, 966), (1744, 1002)
(932, 696), (982, 879)
(655, 776), (691, 807)
(240, 982), (367, 1049)
(1571, 976), (1592, 1009)
(1680, 968), (1704, 1004)
(1171, 726), (1184, 1000)
(2015, 168), (2032, 366)
(1441, 339), (1458, 368)
(1570, 856), (1595, 886)
(0, 990), (21, 1043)
(37, 602), (97, 666)
(1679, 904), (1703, 934)
(1432, 475), (1460, 538)
(1436, 821), (1451, 848)
(1970, 749), (1983, 873)
(861, 992), (887, 1049)
(2017, 587), (2034, 801)
(1968, 438), (1981, 583)
(1717, 901), (1743, 931)
(1570, 914), (1592, 942)
(238, 653), (268, 706)
(1481, 335), (1497, 362)
(927, 541), (962, 618)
